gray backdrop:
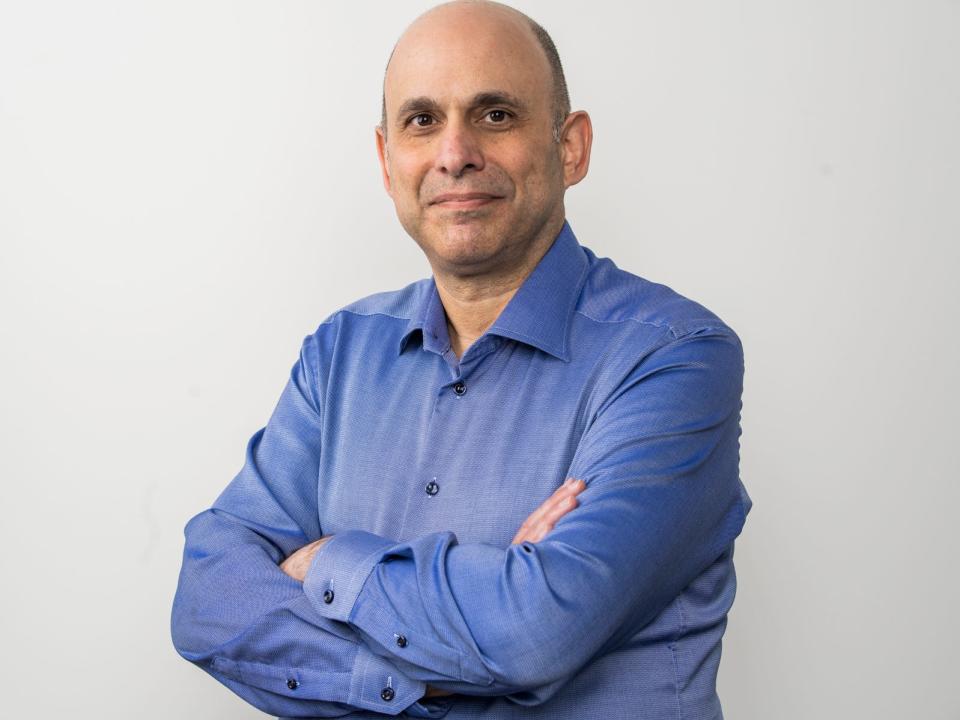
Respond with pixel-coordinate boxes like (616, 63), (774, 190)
(1, 1), (957, 718)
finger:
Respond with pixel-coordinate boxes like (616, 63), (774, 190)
(512, 483), (576, 544)
(514, 478), (586, 542)
(525, 495), (580, 543)
(540, 492), (580, 527)
(513, 482), (585, 544)
(519, 479), (582, 532)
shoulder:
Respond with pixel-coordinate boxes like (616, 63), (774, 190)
(294, 278), (431, 363)
(574, 249), (744, 416)
(576, 247), (739, 343)
(324, 278), (432, 326)
(305, 278), (430, 336)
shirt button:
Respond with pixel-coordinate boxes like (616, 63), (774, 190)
(287, 679), (299, 690)
(322, 589), (334, 604)
(453, 381), (466, 396)
(396, 634), (408, 648)
(381, 687), (395, 702)
(425, 481), (439, 496)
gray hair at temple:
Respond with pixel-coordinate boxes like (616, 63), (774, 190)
(379, 9), (571, 143)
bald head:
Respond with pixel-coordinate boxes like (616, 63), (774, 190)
(380, 1), (570, 141)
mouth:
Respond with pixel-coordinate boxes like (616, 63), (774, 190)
(429, 192), (504, 210)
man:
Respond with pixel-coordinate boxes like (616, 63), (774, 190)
(172, 1), (751, 718)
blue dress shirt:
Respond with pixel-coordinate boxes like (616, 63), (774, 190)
(172, 221), (751, 719)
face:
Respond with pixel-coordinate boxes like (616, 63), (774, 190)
(377, 4), (584, 278)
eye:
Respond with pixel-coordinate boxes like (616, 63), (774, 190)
(408, 113), (435, 128)
(485, 109), (510, 123)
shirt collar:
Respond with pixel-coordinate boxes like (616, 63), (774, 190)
(398, 221), (589, 362)
(397, 279), (451, 356)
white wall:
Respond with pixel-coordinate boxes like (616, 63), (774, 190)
(1, 1), (957, 718)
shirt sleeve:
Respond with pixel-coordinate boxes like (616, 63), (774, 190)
(170, 331), (429, 717)
(303, 325), (751, 702)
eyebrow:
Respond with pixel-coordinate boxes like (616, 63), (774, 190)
(394, 90), (529, 125)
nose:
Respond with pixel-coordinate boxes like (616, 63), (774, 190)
(434, 121), (484, 178)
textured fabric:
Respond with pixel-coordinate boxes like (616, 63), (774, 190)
(172, 221), (752, 719)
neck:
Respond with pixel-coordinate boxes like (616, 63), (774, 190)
(432, 218), (564, 359)
(435, 276), (518, 358)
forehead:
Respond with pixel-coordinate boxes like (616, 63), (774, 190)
(384, 7), (552, 114)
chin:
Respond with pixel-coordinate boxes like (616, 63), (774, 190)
(402, 211), (517, 273)
(432, 223), (507, 267)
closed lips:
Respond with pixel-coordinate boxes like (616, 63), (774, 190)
(430, 193), (502, 204)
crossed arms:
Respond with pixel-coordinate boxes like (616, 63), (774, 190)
(171, 325), (748, 717)
(278, 478), (587, 701)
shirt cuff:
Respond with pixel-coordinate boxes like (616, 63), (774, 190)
(209, 643), (425, 716)
(304, 529), (394, 623)
(349, 643), (427, 715)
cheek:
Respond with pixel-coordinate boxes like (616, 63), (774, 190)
(387, 147), (429, 195)
(513, 159), (560, 202)
(400, 173), (431, 213)
(503, 142), (562, 194)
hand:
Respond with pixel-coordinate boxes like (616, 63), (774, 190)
(424, 478), (586, 699)
(511, 477), (586, 545)
(279, 535), (333, 582)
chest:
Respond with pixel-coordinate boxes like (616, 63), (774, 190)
(316, 339), (594, 545)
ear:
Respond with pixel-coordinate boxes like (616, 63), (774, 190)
(375, 125), (392, 194)
(558, 111), (593, 188)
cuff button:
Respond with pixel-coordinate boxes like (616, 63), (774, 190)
(395, 634), (408, 648)
(287, 679), (299, 690)
(381, 687), (395, 702)
(322, 589), (335, 604)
